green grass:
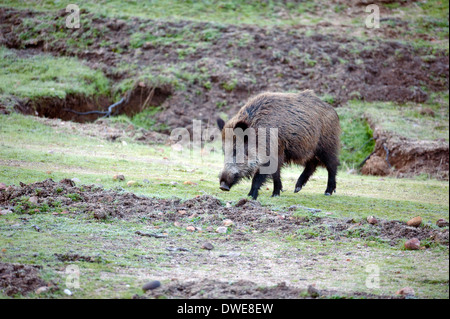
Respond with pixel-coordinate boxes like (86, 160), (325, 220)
(112, 61), (212, 99)
(348, 97), (449, 142)
(408, 0), (449, 40)
(0, 0), (324, 26)
(0, 112), (448, 299)
(0, 112), (448, 223)
(109, 106), (169, 131)
(0, 46), (110, 100)
(337, 106), (375, 170)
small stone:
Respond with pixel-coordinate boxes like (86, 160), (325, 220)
(142, 42), (154, 50)
(29, 196), (39, 204)
(404, 238), (420, 250)
(127, 180), (136, 187)
(216, 226), (228, 234)
(406, 216), (422, 227)
(396, 287), (415, 297)
(0, 183), (6, 191)
(222, 219), (233, 227)
(170, 181), (179, 186)
(367, 216), (378, 225)
(178, 210), (187, 215)
(142, 280), (161, 291)
(35, 286), (49, 294)
(436, 219), (449, 228)
(0, 209), (12, 216)
(143, 179), (150, 184)
(201, 242), (214, 250)
(71, 177), (81, 184)
(186, 226), (196, 232)
(113, 174), (125, 181)
(174, 221), (182, 227)
(63, 289), (73, 296)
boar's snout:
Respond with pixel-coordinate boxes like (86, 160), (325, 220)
(219, 169), (238, 192)
(220, 181), (230, 191)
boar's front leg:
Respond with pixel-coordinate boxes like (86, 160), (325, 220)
(294, 158), (319, 193)
(248, 171), (268, 200)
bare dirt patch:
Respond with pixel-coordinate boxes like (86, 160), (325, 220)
(136, 278), (394, 299)
(361, 119), (449, 180)
(0, 262), (48, 296)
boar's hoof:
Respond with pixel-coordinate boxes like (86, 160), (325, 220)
(294, 186), (302, 193)
(220, 182), (230, 191)
(325, 190), (336, 196)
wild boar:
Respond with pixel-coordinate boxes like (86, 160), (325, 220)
(217, 90), (341, 199)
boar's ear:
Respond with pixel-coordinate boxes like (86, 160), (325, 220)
(217, 118), (225, 131)
(234, 120), (248, 131)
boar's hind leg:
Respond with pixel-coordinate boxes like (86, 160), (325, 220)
(324, 164), (338, 196)
(294, 158), (319, 193)
(248, 171), (268, 200)
(271, 167), (283, 197)
(318, 153), (339, 196)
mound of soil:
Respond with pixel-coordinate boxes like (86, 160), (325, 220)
(139, 279), (303, 299)
(361, 119), (449, 180)
(136, 278), (395, 299)
(0, 262), (48, 296)
(1, 179), (447, 246)
(379, 220), (449, 246)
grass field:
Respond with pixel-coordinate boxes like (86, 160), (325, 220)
(0, 0), (448, 299)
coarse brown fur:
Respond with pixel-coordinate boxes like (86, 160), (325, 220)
(217, 90), (341, 199)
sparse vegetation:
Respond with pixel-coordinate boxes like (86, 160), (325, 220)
(0, 46), (110, 99)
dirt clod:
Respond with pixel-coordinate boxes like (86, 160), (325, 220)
(396, 287), (415, 297)
(367, 216), (378, 225)
(436, 219), (449, 228)
(0, 262), (48, 296)
(307, 284), (321, 298)
(113, 174), (125, 181)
